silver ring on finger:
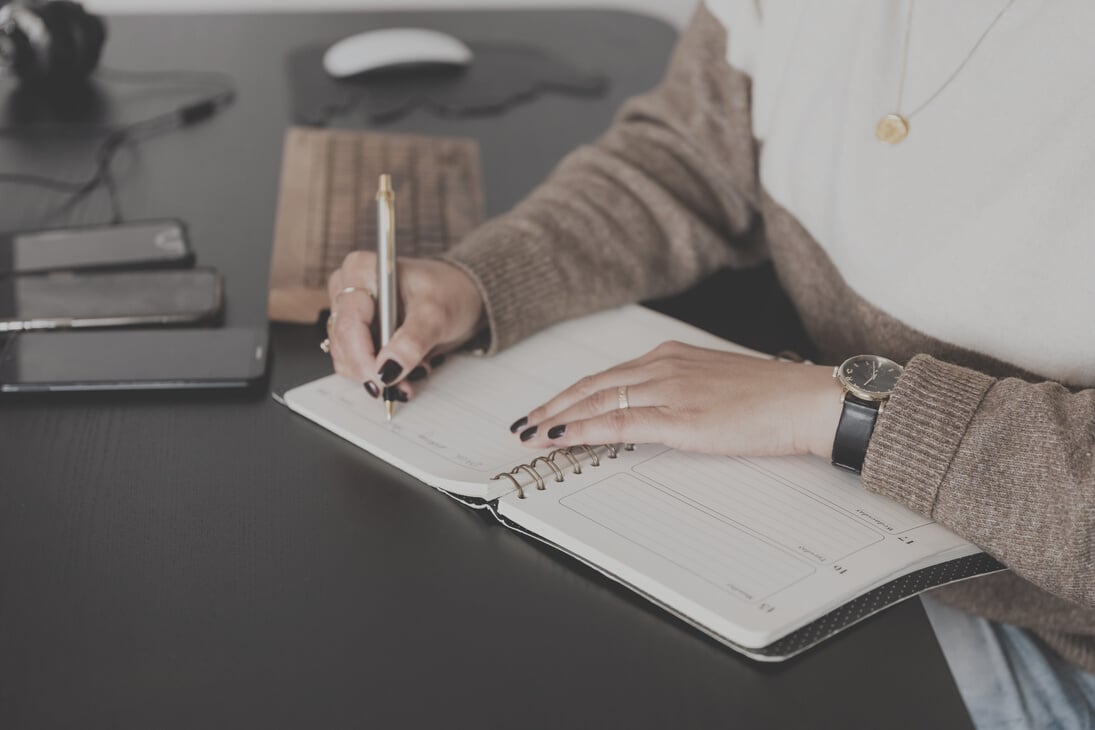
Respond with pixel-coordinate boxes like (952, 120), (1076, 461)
(617, 385), (630, 410)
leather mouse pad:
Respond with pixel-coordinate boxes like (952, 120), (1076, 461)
(287, 41), (608, 126)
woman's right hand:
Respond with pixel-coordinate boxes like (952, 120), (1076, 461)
(325, 251), (485, 398)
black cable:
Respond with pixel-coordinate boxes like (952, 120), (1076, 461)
(0, 67), (236, 224)
(0, 67), (236, 139)
(97, 66), (236, 90)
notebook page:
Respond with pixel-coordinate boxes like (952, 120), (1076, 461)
(283, 306), (755, 499)
(497, 447), (981, 649)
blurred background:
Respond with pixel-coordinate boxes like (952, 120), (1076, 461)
(86, 0), (695, 27)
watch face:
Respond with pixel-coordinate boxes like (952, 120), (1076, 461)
(838, 355), (903, 400)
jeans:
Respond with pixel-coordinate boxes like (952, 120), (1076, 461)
(923, 596), (1095, 729)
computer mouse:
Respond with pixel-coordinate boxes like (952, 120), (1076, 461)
(322, 28), (474, 78)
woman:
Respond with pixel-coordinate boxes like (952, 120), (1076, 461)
(324, 2), (1095, 726)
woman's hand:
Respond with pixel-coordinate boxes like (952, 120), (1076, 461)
(325, 252), (484, 398)
(513, 341), (844, 459)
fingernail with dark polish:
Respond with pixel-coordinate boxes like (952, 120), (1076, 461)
(364, 381), (380, 398)
(510, 416), (528, 433)
(429, 354), (446, 369)
(378, 360), (403, 384)
(547, 425), (567, 440)
(408, 366), (428, 382)
(519, 425), (538, 442)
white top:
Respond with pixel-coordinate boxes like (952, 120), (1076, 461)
(707, 0), (1095, 385)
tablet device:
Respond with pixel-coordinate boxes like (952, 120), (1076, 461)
(0, 326), (268, 392)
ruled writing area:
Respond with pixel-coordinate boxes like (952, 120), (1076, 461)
(367, 355), (592, 471)
(317, 306), (709, 471)
(560, 473), (813, 602)
(307, 368), (533, 476)
(285, 306), (769, 492)
(294, 322), (627, 478)
(634, 452), (884, 564)
(740, 455), (931, 533)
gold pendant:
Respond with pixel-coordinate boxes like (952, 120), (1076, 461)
(876, 114), (910, 144)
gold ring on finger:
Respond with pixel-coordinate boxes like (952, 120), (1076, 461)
(337, 285), (374, 300)
(617, 385), (630, 410)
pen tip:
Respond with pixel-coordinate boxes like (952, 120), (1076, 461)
(379, 173), (392, 194)
(385, 401), (394, 421)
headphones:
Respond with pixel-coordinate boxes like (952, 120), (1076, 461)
(0, 0), (106, 85)
(0, 0), (235, 224)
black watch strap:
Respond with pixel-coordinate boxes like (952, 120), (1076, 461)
(831, 395), (881, 473)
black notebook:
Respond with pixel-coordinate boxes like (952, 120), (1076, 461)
(281, 305), (1003, 660)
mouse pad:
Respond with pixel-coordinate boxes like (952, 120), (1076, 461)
(287, 41), (608, 126)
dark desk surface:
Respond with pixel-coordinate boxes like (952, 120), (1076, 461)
(0, 10), (972, 729)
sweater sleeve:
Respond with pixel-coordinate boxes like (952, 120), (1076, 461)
(440, 3), (765, 353)
(863, 354), (1095, 609)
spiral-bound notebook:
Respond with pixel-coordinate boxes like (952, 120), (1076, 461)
(281, 306), (1003, 661)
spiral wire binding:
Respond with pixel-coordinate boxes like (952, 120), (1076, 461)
(514, 464), (545, 492)
(550, 447), (582, 475)
(491, 443), (633, 499)
(493, 471), (523, 495)
(530, 456), (565, 483)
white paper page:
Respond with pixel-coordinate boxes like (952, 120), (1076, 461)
(498, 447), (981, 648)
(283, 306), (755, 499)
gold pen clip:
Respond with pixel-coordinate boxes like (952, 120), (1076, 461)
(376, 173), (396, 275)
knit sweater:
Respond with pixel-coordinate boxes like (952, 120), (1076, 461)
(441, 3), (1095, 671)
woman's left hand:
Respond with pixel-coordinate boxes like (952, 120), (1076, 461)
(513, 341), (844, 459)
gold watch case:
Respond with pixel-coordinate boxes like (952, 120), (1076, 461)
(833, 354), (904, 402)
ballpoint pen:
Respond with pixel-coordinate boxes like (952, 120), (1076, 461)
(376, 173), (398, 421)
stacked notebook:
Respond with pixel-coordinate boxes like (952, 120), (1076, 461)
(281, 305), (1002, 660)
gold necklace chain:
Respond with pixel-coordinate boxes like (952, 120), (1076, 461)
(877, 0), (1017, 144)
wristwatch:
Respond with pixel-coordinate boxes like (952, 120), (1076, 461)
(831, 354), (904, 473)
